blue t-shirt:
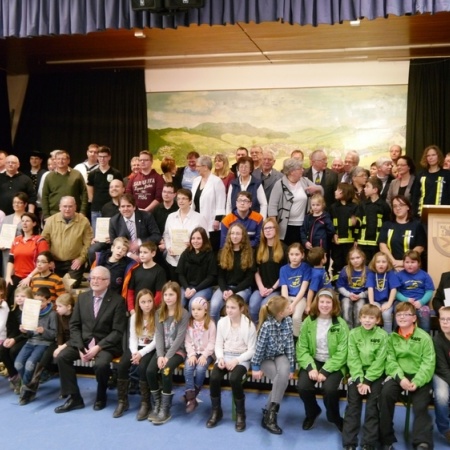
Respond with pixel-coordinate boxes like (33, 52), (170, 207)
(309, 267), (332, 294)
(397, 269), (435, 301)
(336, 266), (368, 295)
(366, 269), (401, 303)
(279, 262), (312, 297)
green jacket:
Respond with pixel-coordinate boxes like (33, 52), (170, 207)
(385, 326), (435, 387)
(347, 325), (388, 386)
(296, 315), (349, 376)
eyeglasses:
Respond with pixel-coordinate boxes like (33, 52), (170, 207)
(139, 159), (151, 162)
(395, 313), (414, 318)
(264, 226), (276, 231)
(237, 199), (251, 203)
(89, 277), (108, 282)
(439, 318), (450, 323)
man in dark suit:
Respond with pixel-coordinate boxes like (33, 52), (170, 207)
(54, 266), (127, 413)
(433, 271), (450, 314)
(338, 150), (360, 184)
(109, 193), (161, 261)
(304, 149), (338, 209)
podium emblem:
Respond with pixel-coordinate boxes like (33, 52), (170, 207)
(433, 222), (450, 257)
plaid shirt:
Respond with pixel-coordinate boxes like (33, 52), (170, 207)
(251, 315), (295, 373)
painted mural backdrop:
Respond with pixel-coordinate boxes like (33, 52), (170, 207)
(147, 86), (407, 169)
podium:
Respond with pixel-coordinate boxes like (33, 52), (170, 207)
(421, 205), (450, 288)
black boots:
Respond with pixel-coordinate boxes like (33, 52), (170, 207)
(152, 393), (173, 425)
(206, 396), (223, 428)
(235, 396), (246, 432)
(262, 402), (282, 435)
(136, 381), (150, 421)
(113, 379), (129, 418)
(147, 390), (162, 422)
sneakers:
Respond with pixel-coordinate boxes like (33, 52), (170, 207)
(416, 444), (429, 450)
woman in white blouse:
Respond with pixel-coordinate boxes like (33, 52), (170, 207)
(191, 155), (226, 251)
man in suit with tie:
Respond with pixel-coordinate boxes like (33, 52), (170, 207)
(304, 149), (338, 209)
(54, 266), (127, 413)
(109, 193), (161, 261)
(339, 150), (360, 183)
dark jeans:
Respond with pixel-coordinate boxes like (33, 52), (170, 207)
(209, 364), (248, 400)
(146, 353), (184, 394)
(117, 347), (154, 381)
(342, 377), (382, 447)
(54, 260), (85, 286)
(379, 377), (433, 447)
(297, 361), (343, 425)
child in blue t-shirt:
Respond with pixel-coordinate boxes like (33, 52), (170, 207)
(280, 243), (311, 337)
(336, 247), (368, 329)
(305, 247), (332, 315)
(395, 250), (435, 332)
(367, 252), (400, 333)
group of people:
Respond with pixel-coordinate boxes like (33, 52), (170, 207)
(0, 142), (450, 449)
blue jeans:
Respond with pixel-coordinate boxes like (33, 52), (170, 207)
(14, 343), (47, 385)
(433, 374), (450, 435)
(181, 288), (213, 311)
(248, 289), (280, 324)
(341, 297), (366, 329)
(376, 301), (393, 333)
(183, 354), (214, 391)
(90, 210), (102, 231)
(210, 287), (251, 323)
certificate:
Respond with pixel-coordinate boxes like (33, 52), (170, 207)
(0, 224), (17, 249)
(170, 229), (189, 255)
(21, 298), (42, 331)
(95, 217), (110, 242)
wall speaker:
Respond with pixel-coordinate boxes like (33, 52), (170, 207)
(131, 0), (165, 11)
(164, 0), (205, 8)
(131, 0), (205, 11)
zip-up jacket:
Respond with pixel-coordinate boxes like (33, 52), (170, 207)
(296, 315), (349, 377)
(385, 326), (435, 387)
(347, 325), (388, 386)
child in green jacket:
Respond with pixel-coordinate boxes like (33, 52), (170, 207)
(379, 302), (435, 450)
(296, 288), (349, 432)
(342, 304), (388, 450)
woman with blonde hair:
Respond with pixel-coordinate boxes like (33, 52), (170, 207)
(213, 153), (235, 194)
(210, 223), (256, 323)
(249, 217), (287, 324)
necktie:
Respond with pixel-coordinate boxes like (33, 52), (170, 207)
(315, 172), (321, 185)
(93, 296), (101, 318)
(126, 219), (136, 242)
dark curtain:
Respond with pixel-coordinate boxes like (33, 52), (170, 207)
(13, 69), (147, 174)
(406, 59), (450, 164)
(1, 0), (450, 36)
(0, 71), (12, 152)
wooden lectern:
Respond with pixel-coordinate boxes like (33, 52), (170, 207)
(421, 205), (450, 288)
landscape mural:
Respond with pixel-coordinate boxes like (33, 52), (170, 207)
(147, 85), (407, 169)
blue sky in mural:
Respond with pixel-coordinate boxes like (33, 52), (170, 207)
(147, 86), (407, 162)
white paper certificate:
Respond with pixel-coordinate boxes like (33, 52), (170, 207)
(0, 224), (17, 249)
(21, 298), (42, 331)
(170, 229), (189, 255)
(95, 218), (110, 242)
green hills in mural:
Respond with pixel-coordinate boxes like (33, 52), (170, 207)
(148, 121), (405, 165)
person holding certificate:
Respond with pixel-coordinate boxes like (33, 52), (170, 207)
(161, 188), (208, 282)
